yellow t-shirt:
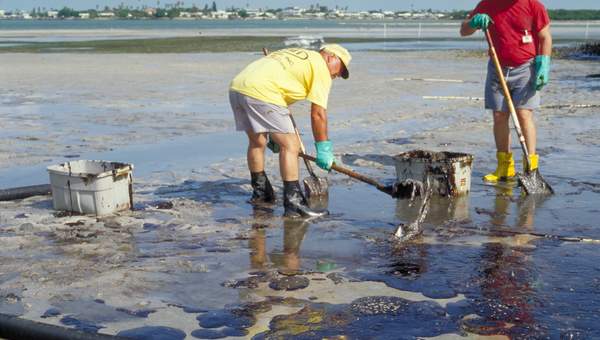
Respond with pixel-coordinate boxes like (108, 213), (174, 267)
(230, 48), (332, 109)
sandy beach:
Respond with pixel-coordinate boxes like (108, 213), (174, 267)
(1, 27), (600, 339)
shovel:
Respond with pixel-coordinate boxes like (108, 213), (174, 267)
(262, 48), (329, 198)
(485, 30), (554, 195)
(290, 115), (330, 198)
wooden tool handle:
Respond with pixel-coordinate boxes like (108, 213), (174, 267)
(485, 30), (532, 169)
(300, 153), (388, 191)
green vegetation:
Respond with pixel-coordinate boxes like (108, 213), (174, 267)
(548, 10), (600, 20)
(0, 36), (449, 54)
(1, 36), (598, 56)
(0, 36), (285, 53)
(447, 10), (470, 20)
(57, 6), (79, 18)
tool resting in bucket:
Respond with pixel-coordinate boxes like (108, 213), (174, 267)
(300, 153), (423, 199)
(262, 48), (328, 199)
(485, 29), (554, 195)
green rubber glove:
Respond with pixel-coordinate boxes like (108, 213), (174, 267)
(315, 140), (334, 171)
(533, 55), (551, 91)
(469, 13), (492, 30)
(266, 135), (280, 153)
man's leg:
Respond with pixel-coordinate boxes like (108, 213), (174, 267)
(246, 131), (275, 203)
(515, 109), (536, 155)
(516, 108), (538, 171)
(246, 131), (268, 173)
(270, 132), (326, 218)
(492, 111), (511, 153)
(483, 111), (516, 182)
(269, 132), (300, 181)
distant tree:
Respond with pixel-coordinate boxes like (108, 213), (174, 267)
(167, 8), (180, 18)
(115, 8), (130, 18)
(211, 1), (217, 12)
(548, 9), (600, 20)
(58, 6), (79, 18)
(155, 8), (167, 17)
(238, 9), (248, 18)
(448, 10), (469, 20)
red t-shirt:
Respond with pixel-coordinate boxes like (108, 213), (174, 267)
(471, 0), (550, 67)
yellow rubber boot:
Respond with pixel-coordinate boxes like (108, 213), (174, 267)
(523, 154), (539, 172)
(483, 152), (516, 182)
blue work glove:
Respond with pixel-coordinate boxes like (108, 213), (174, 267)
(266, 135), (280, 153)
(315, 140), (334, 171)
(469, 13), (492, 30)
(533, 55), (551, 91)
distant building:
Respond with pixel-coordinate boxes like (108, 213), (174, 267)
(210, 10), (230, 19)
(261, 12), (276, 19)
(282, 7), (304, 17)
(369, 12), (385, 19)
(0, 10), (5, 18)
(358, 11), (370, 19)
(305, 12), (325, 19)
(79, 12), (90, 19)
(98, 12), (115, 18)
(144, 8), (156, 16)
(47, 10), (58, 18)
(179, 11), (192, 18)
(327, 10), (347, 19)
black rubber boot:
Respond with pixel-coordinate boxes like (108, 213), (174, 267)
(283, 181), (328, 218)
(250, 171), (275, 204)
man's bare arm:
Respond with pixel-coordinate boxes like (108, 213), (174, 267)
(310, 103), (328, 142)
(537, 25), (552, 56)
(460, 18), (477, 37)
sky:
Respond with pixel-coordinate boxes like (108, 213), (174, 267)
(1, 0), (599, 11)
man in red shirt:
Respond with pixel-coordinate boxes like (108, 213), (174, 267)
(460, 0), (552, 183)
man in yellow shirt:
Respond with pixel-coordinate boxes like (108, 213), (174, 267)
(229, 44), (351, 218)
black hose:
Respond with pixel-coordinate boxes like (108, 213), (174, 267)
(0, 184), (51, 202)
(0, 313), (127, 340)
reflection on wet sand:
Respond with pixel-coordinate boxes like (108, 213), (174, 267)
(470, 186), (548, 337)
(249, 217), (309, 273)
(396, 194), (470, 226)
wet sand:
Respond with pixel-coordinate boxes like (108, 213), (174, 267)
(1, 48), (600, 339)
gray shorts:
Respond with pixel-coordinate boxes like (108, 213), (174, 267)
(229, 90), (294, 134)
(485, 59), (540, 112)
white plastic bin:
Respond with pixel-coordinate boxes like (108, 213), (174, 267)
(394, 150), (474, 196)
(47, 160), (134, 215)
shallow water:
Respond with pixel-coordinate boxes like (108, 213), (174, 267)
(0, 50), (599, 338)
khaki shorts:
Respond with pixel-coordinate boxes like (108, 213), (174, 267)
(485, 59), (540, 112)
(229, 90), (294, 134)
